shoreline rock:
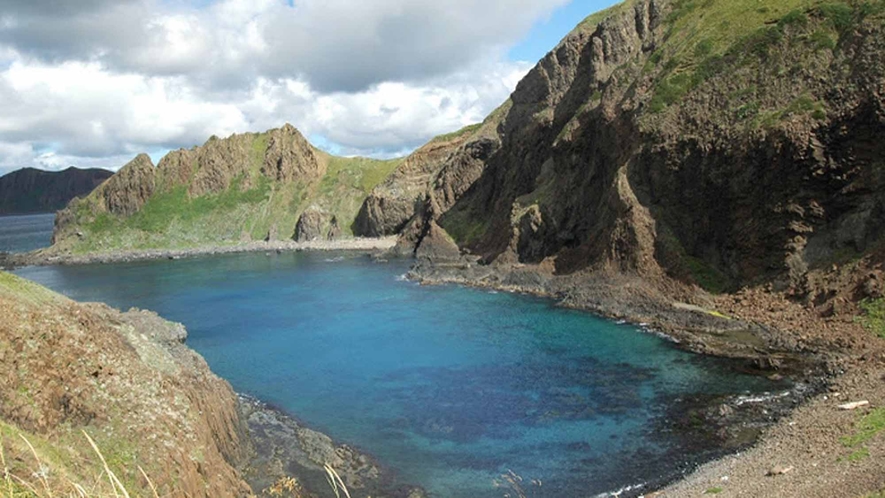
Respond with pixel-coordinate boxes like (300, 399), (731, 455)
(7, 236), (397, 268)
(239, 394), (426, 498)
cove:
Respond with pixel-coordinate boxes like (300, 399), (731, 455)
(16, 252), (783, 497)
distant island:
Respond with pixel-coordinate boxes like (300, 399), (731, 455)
(0, 166), (113, 215)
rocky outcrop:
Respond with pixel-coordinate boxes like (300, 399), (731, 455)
(355, 110), (508, 257)
(0, 167), (112, 215)
(0, 272), (252, 497)
(353, 127), (491, 237)
(99, 153), (157, 216)
(50, 124), (341, 250)
(387, 0), (885, 312)
(294, 206), (340, 242)
(155, 124), (323, 197)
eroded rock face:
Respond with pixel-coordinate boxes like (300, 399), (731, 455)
(294, 206), (339, 242)
(156, 124), (323, 197)
(0, 273), (253, 497)
(52, 124), (329, 247)
(384, 0), (885, 302)
(100, 154), (157, 216)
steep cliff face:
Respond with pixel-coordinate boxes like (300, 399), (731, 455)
(51, 124), (399, 253)
(98, 153), (158, 216)
(382, 0), (885, 306)
(354, 104), (510, 255)
(0, 166), (112, 215)
(0, 272), (252, 497)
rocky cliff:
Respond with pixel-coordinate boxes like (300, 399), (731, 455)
(0, 271), (426, 498)
(51, 124), (401, 253)
(44, 0), (885, 319)
(0, 271), (252, 497)
(0, 167), (112, 215)
(358, 0), (885, 317)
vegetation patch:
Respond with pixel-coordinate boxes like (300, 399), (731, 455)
(126, 176), (271, 234)
(809, 29), (838, 49)
(430, 123), (483, 144)
(684, 255), (732, 294)
(440, 207), (489, 247)
(840, 407), (885, 461)
(857, 298), (885, 338)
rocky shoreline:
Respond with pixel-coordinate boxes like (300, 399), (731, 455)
(406, 259), (832, 376)
(4, 243), (883, 496)
(0, 236), (397, 269)
(238, 394), (425, 498)
(405, 257), (885, 497)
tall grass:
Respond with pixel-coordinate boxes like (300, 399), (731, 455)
(2, 430), (133, 498)
(1, 429), (357, 498)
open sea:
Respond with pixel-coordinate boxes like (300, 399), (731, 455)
(0, 213), (55, 253)
(10, 249), (788, 497)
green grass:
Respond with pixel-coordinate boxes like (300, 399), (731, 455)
(641, 0), (885, 113)
(430, 123), (483, 144)
(575, 0), (640, 34)
(841, 407), (885, 453)
(809, 29), (838, 49)
(439, 206), (490, 246)
(819, 2), (856, 30)
(0, 272), (63, 306)
(251, 132), (269, 173)
(685, 255), (731, 294)
(847, 446), (871, 461)
(857, 298), (885, 338)
(314, 155), (402, 236)
(704, 487), (724, 494)
(125, 176), (271, 233)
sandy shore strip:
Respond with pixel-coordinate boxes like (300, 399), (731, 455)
(650, 363), (885, 498)
(9, 236), (397, 267)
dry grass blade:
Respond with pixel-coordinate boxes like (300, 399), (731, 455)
(89, 469), (106, 496)
(10, 473), (40, 496)
(1, 437), (13, 498)
(82, 430), (131, 498)
(19, 434), (52, 498)
(70, 481), (89, 498)
(324, 470), (338, 498)
(138, 466), (159, 498)
(322, 464), (351, 498)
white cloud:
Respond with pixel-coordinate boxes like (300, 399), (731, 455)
(0, 0), (566, 176)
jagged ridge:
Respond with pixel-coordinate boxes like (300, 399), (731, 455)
(358, 0), (885, 308)
(52, 124), (402, 253)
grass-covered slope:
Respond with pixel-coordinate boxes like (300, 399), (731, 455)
(0, 272), (253, 497)
(50, 124), (402, 254)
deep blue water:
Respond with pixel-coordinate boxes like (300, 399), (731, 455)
(0, 213), (55, 253)
(14, 252), (781, 497)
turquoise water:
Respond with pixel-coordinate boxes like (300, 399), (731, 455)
(15, 252), (780, 497)
(0, 213), (55, 253)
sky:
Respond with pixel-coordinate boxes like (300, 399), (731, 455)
(0, 0), (618, 176)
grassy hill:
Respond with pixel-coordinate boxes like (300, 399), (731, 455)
(51, 125), (402, 254)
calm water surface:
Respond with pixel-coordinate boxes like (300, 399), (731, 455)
(0, 213), (55, 253)
(15, 252), (781, 497)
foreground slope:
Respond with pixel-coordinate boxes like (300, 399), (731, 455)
(0, 272), (252, 496)
(0, 167), (112, 215)
(51, 124), (401, 254)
